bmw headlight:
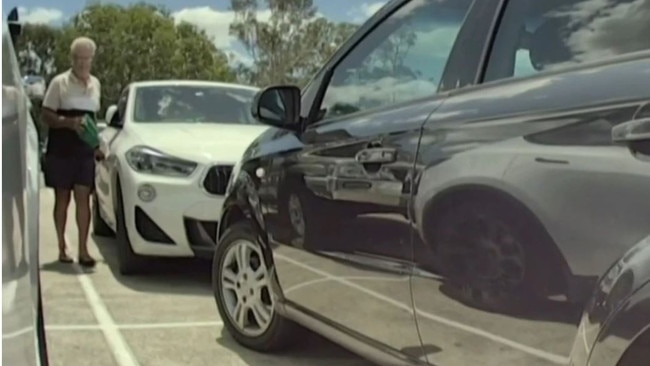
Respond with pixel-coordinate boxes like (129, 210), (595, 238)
(125, 146), (197, 177)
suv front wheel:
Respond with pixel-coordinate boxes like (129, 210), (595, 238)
(212, 221), (299, 352)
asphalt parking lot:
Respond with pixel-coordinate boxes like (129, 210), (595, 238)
(39, 185), (604, 366)
(38, 189), (371, 366)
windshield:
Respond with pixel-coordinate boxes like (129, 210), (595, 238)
(132, 84), (259, 124)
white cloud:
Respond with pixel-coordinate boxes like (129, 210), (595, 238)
(171, 6), (272, 66)
(349, 1), (388, 23)
(324, 77), (438, 112)
(561, 0), (650, 63)
(172, 6), (334, 67)
(18, 7), (64, 25)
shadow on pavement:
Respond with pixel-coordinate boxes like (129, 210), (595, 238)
(92, 234), (213, 296)
(40, 260), (79, 275)
(216, 327), (375, 366)
(92, 234), (373, 365)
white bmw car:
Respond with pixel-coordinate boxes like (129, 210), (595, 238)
(93, 80), (268, 275)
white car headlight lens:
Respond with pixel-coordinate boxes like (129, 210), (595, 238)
(125, 146), (197, 177)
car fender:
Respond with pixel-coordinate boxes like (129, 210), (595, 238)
(587, 281), (650, 366)
(217, 169), (268, 253)
(413, 148), (518, 231)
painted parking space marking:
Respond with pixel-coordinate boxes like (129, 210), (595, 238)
(74, 262), (140, 366)
(46, 321), (223, 331)
(59, 211), (140, 366)
(2, 326), (35, 340)
(275, 254), (570, 365)
(284, 275), (408, 294)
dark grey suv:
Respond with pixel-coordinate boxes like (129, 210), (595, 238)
(212, 0), (650, 365)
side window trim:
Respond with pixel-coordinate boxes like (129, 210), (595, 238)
(303, 0), (413, 125)
(472, 0), (509, 86)
(438, 0), (503, 92)
(306, 0), (484, 126)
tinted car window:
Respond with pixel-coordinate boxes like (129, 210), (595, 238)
(319, 0), (475, 120)
(485, 0), (650, 82)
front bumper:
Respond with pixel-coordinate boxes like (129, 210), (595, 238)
(120, 166), (231, 258)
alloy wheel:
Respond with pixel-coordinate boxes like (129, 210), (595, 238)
(220, 239), (274, 337)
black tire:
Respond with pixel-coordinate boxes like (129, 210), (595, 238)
(431, 198), (550, 312)
(282, 184), (354, 249)
(92, 193), (114, 237)
(115, 180), (145, 275)
(213, 221), (299, 352)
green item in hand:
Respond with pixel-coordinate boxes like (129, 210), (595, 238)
(80, 114), (100, 149)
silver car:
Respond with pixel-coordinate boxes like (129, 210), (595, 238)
(23, 75), (46, 100)
(2, 7), (49, 366)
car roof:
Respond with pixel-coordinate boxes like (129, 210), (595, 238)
(130, 80), (259, 92)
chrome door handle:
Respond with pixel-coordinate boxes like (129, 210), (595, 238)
(356, 148), (397, 164)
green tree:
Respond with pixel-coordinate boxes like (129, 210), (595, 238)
(230, 0), (357, 87)
(53, 3), (235, 116)
(15, 23), (61, 79)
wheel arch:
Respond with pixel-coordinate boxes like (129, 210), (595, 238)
(419, 183), (570, 294)
(215, 176), (273, 267)
(216, 193), (285, 305)
(217, 203), (248, 243)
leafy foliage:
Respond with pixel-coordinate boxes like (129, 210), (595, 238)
(54, 3), (236, 114)
(15, 24), (61, 78)
(15, 1), (363, 117)
(230, 0), (357, 87)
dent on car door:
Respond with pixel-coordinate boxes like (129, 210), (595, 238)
(410, 0), (650, 365)
(264, 0), (492, 362)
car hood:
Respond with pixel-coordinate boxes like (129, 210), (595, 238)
(127, 123), (269, 164)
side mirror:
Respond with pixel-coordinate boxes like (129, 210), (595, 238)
(105, 105), (121, 128)
(7, 7), (22, 45)
(251, 85), (301, 130)
(612, 117), (650, 156)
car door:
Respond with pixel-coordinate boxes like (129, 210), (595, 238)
(96, 85), (130, 230)
(2, 14), (46, 365)
(409, 0), (650, 365)
(259, 0), (499, 361)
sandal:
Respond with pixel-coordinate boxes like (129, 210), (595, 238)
(58, 254), (73, 264)
(78, 256), (96, 268)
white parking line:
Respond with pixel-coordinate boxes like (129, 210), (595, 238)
(51, 197), (141, 366)
(284, 275), (408, 294)
(2, 326), (35, 339)
(118, 321), (223, 330)
(275, 254), (570, 365)
(47, 321), (223, 331)
(47, 324), (102, 331)
(74, 263), (140, 366)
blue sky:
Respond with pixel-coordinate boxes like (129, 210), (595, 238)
(3, 0), (388, 64)
(2, 0), (386, 24)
